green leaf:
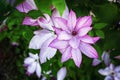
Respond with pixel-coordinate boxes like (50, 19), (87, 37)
(88, 30), (94, 36)
(35, 0), (52, 15)
(92, 3), (118, 23)
(94, 23), (108, 29)
(52, 0), (66, 16)
(95, 30), (105, 38)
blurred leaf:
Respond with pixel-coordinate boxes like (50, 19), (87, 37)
(88, 30), (94, 36)
(27, 10), (42, 18)
(35, 0), (52, 15)
(52, 0), (66, 16)
(93, 3), (118, 23)
(95, 30), (105, 38)
(94, 23), (108, 29)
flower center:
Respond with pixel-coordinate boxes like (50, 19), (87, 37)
(72, 31), (77, 36)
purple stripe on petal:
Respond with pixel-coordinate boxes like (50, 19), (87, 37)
(79, 42), (98, 58)
(61, 47), (72, 62)
(71, 48), (82, 67)
(67, 10), (77, 31)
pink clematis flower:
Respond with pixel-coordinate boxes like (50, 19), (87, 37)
(24, 53), (41, 77)
(50, 10), (100, 67)
(16, 0), (38, 13)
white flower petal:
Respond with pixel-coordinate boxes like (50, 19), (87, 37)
(24, 57), (34, 65)
(27, 62), (37, 74)
(29, 29), (53, 49)
(36, 63), (41, 78)
(61, 47), (72, 62)
(29, 53), (38, 59)
(40, 36), (57, 63)
(71, 48), (82, 67)
(69, 37), (80, 49)
(50, 39), (68, 50)
(57, 67), (67, 80)
(58, 31), (72, 40)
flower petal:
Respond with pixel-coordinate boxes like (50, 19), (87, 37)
(67, 10), (76, 31)
(102, 51), (110, 66)
(71, 48), (82, 67)
(78, 27), (92, 37)
(62, 6), (69, 19)
(52, 8), (60, 18)
(24, 57), (34, 66)
(79, 42), (98, 58)
(36, 63), (41, 78)
(58, 31), (72, 40)
(57, 67), (67, 80)
(40, 36), (57, 63)
(29, 29), (53, 49)
(49, 39), (68, 49)
(22, 17), (38, 26)
(69, 37), (80, 49)
(29, 53), (39, 59)
(27, 62), (37, 74)
(92, 59), (101, 66)
(53, 17), (68, 31)
(81, 35), (100, 44)
(61, 47), (72, 62)
(67, 10), (77, 31)
(104, 76), (113, 80)
(16, 0), (37, 13)
(98, 68), (112, 76)
(38, 14), (54, 31)
(75, 16), (92, 31)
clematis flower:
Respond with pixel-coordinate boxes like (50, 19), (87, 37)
(24, 53), (41, 77)
(57, 67), (67, 80)
(16, 0), (38, 13)
(50, 10), (100, 67)
(92, 51), (110, 66)
(98, 64), (120, 80)
(22, 6), (69, 63)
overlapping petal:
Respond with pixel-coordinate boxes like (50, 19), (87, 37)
(40, 36), (57, 63)
(29, 30), (53, 49)
(49, 39), (68, 49)
(69, 37), (80, 49)
(75, 16), (92, 31)
(61, 47), (72, 62)
(78, 27), (92, 37)
(58, 31), (72, 40)
(38, 14), (54, 31)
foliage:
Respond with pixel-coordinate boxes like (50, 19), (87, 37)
(0, 0), (120, 80)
